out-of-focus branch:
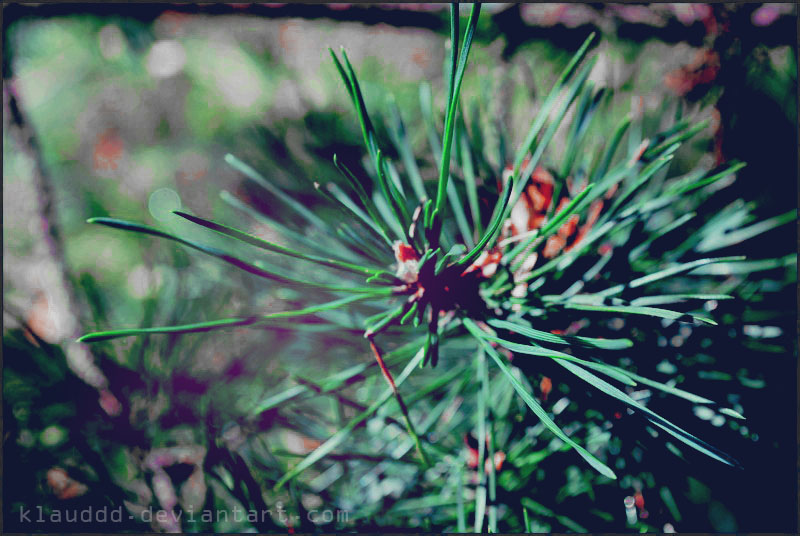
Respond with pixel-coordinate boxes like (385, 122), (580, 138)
(6, 83), (65, 269)
(4, 80), (119, 414)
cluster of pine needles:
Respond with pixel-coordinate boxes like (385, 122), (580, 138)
(78, 3), (795, 531)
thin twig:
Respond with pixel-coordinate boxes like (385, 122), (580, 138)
(367, 335), (431, 468)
